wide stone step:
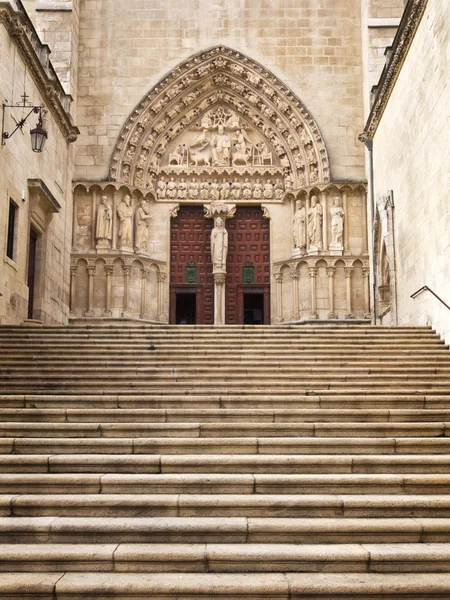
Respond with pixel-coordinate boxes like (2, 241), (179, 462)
(6, 571), (450, 599)
(2, 542), (450, 574)
(0, 421), (448, 438)
(4, 454), (450, 474)
(4, 473), (450, 495)
(5, 436), (450, 455)
(3, 516), (450, 544)
(1, 394), (449, 410)
(4, 407), (450, 423)
(5, 493), (450, 518)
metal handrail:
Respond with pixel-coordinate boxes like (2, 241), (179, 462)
(411, 286), (450, 311)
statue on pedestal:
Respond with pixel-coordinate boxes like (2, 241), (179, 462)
(135, 199), (152, 253)
(308, 195), (323, 251)
(293, 200), (306, 251)
(117, 194), (133, 250)
(210, 216), (228, 273)
(330, 197), (345, 248)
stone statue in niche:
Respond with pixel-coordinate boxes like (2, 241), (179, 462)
(96, 196), (113, 249)
(293, 200), (306, 252)
(212, 125), (231, 166)
(157, 177), (167, 199)
(308, 196), (323, 252)
(330, 196), (345, 250)
(211, 216), (228, 273)
(135, 199), (152, 254)
(117, 194), (133, 251)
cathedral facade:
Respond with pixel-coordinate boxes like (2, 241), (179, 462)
(1, 0), (448, 336)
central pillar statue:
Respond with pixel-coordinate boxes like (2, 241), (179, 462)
(204, 200), (236, 325)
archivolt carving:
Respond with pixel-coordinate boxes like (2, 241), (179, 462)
(110, 46), (330, 196)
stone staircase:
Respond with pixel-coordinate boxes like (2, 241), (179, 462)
(1, 324), (450, 598)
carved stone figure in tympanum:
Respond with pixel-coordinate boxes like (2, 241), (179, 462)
(231, 178), (241, 200)
(211, 216), (228, 273)
(167, 178), (178, 200)
(253, 179), (263, 200)
(178, 178), (188, 200)
(96, 196), (113, 247)
(200, 179), (210, 200)
(117, 195), (133, 250)
(308, 196), (323, 251)
(220, 179), (230, 200)
(232, 129), (251, 166)
(189, 178), (199, 200)
(330, 197), (345, 248)
(310, 164), (319, 184)
(243, 178), (252, 200)
(157, 177), (167, 199)
(211, 179), (220, 201)
(274, 179), (284, 200)
(135, 199), (152, 253)
(293, 200), (306, 250)
(212, 125), (231, 166)
(263, 179), (274, 200)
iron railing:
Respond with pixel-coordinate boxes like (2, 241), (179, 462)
(411, 286), (450, 311)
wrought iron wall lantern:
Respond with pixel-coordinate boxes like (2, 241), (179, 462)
(2, 94), (48, 153)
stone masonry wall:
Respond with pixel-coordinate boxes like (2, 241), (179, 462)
(0, 20), (75, 325)
(372, 0), (450, 341)
(75, 0), (366, 183)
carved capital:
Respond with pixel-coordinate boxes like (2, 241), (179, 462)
(87, 265), (96, 276)
(308, 267), (318, 279)
(70, 266), (78, 277)
(157, 272), (167, 283)
(362, 267), (371, 278)
(290, 269), (299, 280)
(214, 273), (227, 285)
(274, 273), (283, 283)
(104, 265), (114, 276)
(326, 267), (336, 278)
(122, 265), (132, 276)
(344, 267), (353, 279)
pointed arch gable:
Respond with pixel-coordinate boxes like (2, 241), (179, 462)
(110, 46), (330, 192)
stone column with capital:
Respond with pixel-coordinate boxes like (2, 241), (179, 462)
(214, 272), (227, 326)
(85, 265), (96, 317)
(308, 267), (319, 319)
(70, 265), (78, 317)
(345, 267), (355, 319)
(140, 269), (150, 319)
(274, 273), (284, 323)
(157, 272), (167, 322)
(327, 267), (337, 319)
(104, 264), (114, 317)
(363, 266), (371, 319)
(290, 269), (300, 321)
(122, 264), (132, 317)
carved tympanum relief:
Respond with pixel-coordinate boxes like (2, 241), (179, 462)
(110, 47), (330, 200)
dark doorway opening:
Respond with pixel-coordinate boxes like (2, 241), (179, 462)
(176, 292), (197, 324)
(27, 228), (38, 319)
(243, 292), (264, 325)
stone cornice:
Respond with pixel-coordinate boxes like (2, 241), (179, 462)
(360, 0), (428, 141)
(0, 1), (79, 143)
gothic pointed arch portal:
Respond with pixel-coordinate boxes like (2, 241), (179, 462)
(110, 46), (331, 197)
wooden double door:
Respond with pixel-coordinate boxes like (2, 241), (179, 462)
(170, 206), (270, 325)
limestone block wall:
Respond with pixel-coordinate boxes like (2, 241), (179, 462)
(75, 0), (366, 183)
(0, 5), (77, 325)
(372, 0), (450, 341)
